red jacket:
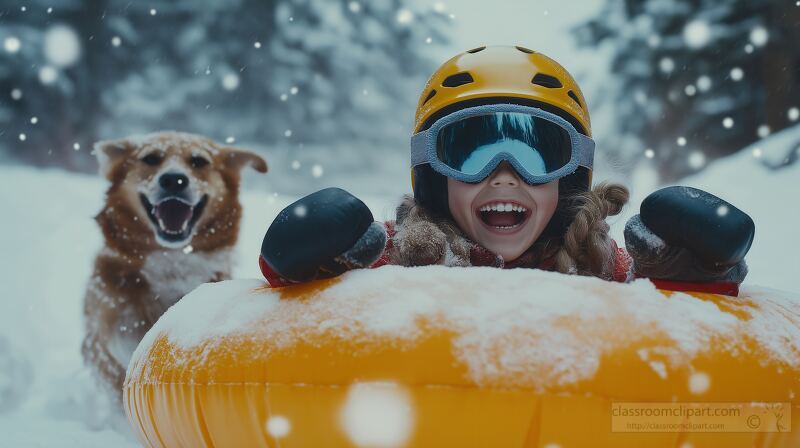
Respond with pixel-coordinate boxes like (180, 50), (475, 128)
(260, 220), (740, 296)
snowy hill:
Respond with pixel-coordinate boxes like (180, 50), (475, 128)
(0, 125), (797, 445)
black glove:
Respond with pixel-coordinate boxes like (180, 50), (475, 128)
(261, 187), (387, 283)
(624, 186), (754, 283)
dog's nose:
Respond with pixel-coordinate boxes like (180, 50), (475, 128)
(159, 173), (190, 193)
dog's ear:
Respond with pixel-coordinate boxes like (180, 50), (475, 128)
(94, 138), (137, 179)
(220, 147), (268, 174)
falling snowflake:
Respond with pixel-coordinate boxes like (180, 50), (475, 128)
(266, 416), (291, 438)
(284, 129), (292, 138)
(182, 245), (194, 254)
(683, 20), (711, 49)
(311, 164), (324, 178)
(425, 37), (432, 44)
(222, 73), (240, 91)
(150, 8), (157, 16)
(291, 160), (301, 170)
(696, 76), (712, 92)
(39, 66), (58, 84)
(225, 136), (236, 144)
(111, 36), (121, 47)
(30, 116), (38, 124)
(744, 44), (754, 54)
(362, 89), (369, 95)
(47, 7), (53, 14)
(722, 117), (734, 129)
(659, 57), (675, 74)
(3, 36), (21, 53)
(293, 205), (307, 218)
(684, 85), (697, 96)
(290, 86), (299, 95)
(396, 9), (414, 25)
(254, 41), (261, 49)
(716, 205), (729, 217)
(688, 151), (705, 169)
(340, 382), (414, 448)
(752, 147), (763, 158)
(73, 143), (81, 151)
(688, 371), (711, 395)
(18, 133), (26, 141)
(433, 2), (446, 13)
(788, 107), (799, 122)
(348, 1), (361, 13)
(644, 148), (655, 159)
(44, 25), (81, 67)
(730, 67), (744, 81)
(647, 35), (661, 48)
(749, 26), (769, 47)
(280, 93), (288, 101)
(757, 125), (770, 138)
(677, 136), (687, 147)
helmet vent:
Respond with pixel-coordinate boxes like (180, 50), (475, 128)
(466, 46), (486, 54)
(442, 72), (474, 88)
(531, 73), (563, 89)
(422, 89), (437, 105)
(567, 90), (584, 109)
(516, 46), (535, 54)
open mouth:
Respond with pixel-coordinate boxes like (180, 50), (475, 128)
(476, 201), (531, 234)
(140, 194), (208, 244)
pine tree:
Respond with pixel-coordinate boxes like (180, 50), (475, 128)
(0, 0), (449, 172)
(573, 0), (800, 180)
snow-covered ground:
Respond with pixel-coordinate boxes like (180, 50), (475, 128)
(0, 125), (797, 445)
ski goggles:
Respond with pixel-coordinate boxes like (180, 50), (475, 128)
(410, 104), (595, 184)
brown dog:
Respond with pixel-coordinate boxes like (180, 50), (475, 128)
(82, 131), (267, 399)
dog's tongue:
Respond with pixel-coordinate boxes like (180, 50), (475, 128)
(154, 199), (193, 233)
(484, 211), (518, 227)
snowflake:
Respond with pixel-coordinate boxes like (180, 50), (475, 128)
(222, 73), (240, 91)
(3, 36), (21, 54)
(18, 133), (26, 142)
(73, 143), (81, 151)
(647, 35), (661, 48)
(291, 160), (301, 170)
(111, 36), (122, 47)
(644, 148), (655, 159)
(290, 86), (299, 95)
(683, 20), (711, 49)
(293, 205), (307, 218)
(30, 116), (38, 124)
(311, 164), (324, 178)
(684, 85), (697, 96)
(696, 75), (712, 92)
(348, 1), (361, 13)
(744, 44), (754, 54)
(254, 41), (261, 49)
(225, 136), (235, 144)
(10, 88), (22, 100)
(433, 2), (446, 13)
(39, 66), (58, 84)
(730, 67), (744, 81)
(266, 415), (291, 438)
(787, 107), (799, 122)
(751, 147), (763, 158)
(757, 125), (770, 138)
(44, 25), (81, 67)
(688, 371), (711, 395)
(150, 8), (157, 16)
(425, 37), (432, 44)
(716, 205), (729, 217)
(722, 117), (734, 129)
(280, 93), (288, 101)
(677, 136), (687, 147)
(396, 9), (414, 25)
(182, 245), (193, 254)
(659, 57), (675, 74)
(688, 151), (705, 169)
(284, 129), (292, 138)
(749, 26), (769, 47)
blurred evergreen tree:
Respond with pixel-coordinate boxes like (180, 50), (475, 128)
(0, 0), (449, 172)
(574, 0), (800, 180)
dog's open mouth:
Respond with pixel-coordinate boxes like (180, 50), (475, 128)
(140, 194), (208, 243)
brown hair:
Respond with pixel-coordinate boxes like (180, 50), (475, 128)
(547, 182), (629, 279)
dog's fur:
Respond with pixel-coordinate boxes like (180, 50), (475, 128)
(82, 131), (267, 399)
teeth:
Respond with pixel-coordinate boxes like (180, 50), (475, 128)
(479, 202), (528, 213)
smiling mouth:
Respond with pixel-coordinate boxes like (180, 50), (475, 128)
(476, 201), (532, 233)
(140, 194), (208, 243)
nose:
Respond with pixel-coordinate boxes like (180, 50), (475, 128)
(489, 162), (520, 188)
(158, 172), (189, 193)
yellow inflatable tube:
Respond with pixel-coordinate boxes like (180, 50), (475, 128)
(125, 266), (800, 447)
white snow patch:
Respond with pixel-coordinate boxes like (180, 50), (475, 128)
(340, 382), (414, 447)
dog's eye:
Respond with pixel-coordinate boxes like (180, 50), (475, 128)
(190, 156), (210, 168)
(141, 153), (162, 166)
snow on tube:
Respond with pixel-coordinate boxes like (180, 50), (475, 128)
(125, 266), (800, 447)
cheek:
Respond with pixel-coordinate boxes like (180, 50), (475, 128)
(446, 179), (480, 223)
(530, 182), (559, 221)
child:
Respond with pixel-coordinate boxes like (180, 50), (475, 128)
(259, 46), (754, 295)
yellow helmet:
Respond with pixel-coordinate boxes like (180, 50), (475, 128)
(411, 45), (592, 189)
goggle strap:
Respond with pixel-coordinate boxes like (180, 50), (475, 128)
(410, 131), (429, 168)
(576, 133), (595, 170)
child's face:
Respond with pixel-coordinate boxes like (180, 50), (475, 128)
(447, 162), (558, 262)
